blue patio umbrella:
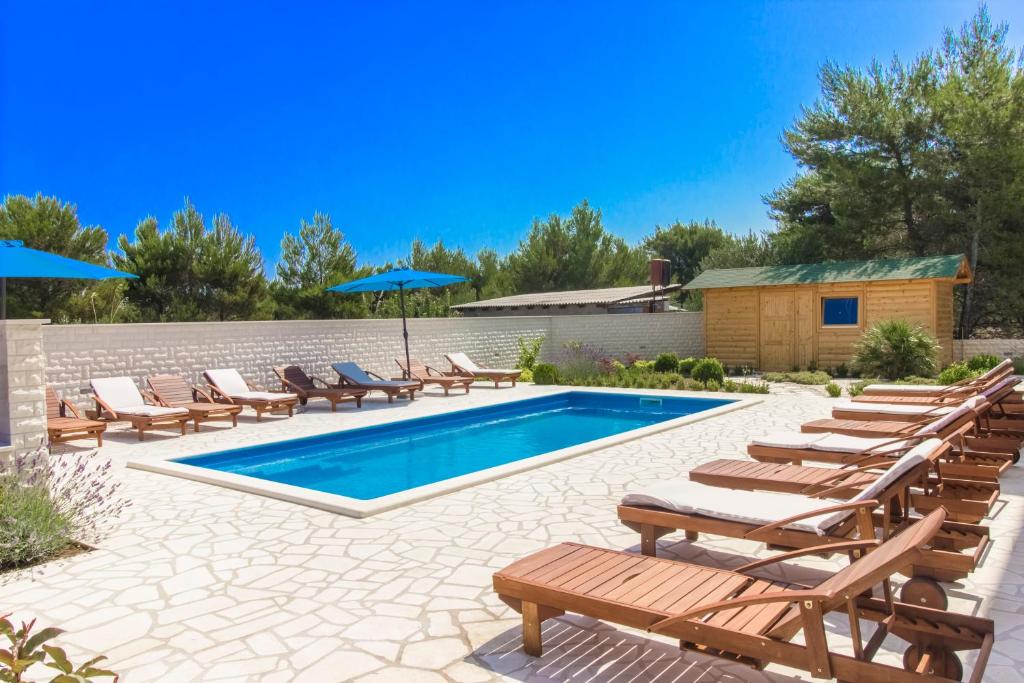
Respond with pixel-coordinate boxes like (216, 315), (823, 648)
(328, 269), (469, 375)
(0, 240), (138, 319)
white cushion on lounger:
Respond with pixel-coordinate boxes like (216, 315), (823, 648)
(622, 440), (936, 535)
(117, 405), (188, 418)
(865, 383), (953, 393)
(750, 432), (829, 449)
(446, 353), (480, 372)
(812, 433), (915, 453)
(232, 390), (297, 402)
(834, 401), (955, 416)
(206, 368), (250, 395)
(912, 399), (979, 436)
(91, 376), (146, 411)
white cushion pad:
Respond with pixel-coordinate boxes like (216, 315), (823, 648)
(232, 390), (297, 402)
(813, 433), (915, 453)
(446, 353), (480, 372)
(91, 377), (146, 411)
(206, 368), (250, 396)
(750, 432), (829, 449)
(835, 401), (955, 416)
(865, 383), (952, 393)
(117, 405), (189, 418)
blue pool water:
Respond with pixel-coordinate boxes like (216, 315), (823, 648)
(174, 392), (733, 500)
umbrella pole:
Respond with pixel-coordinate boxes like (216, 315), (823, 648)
(1, 277), (5, 320)
(399, 284), (412, 379)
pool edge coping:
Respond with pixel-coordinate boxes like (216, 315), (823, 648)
(127, 390), (761, 518)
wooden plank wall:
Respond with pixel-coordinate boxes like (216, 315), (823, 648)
(704, 289), (758, 368)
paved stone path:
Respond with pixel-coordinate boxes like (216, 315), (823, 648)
(4, 384), (1022, 682)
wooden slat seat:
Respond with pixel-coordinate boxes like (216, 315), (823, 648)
(395, 359), (474, 396)
(46, 386), (107, 447)
(273, 366), (366, 411)
(147, 375), (243, 432)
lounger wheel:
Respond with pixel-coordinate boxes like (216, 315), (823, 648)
(903, 645), (963, 680)
(899, 577), (948, 610)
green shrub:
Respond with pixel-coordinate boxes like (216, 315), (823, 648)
(835, 363), (849, 378)
(705, 379), (721, 391)
(653, 353), (679, 373)
(691, 357), (725, 385)
(0, 614), (118, 682)
(519, 367), (533, 383)
(677, 357), (698, 376)
(966, 354), (1000, 372)
(738, 381), (770, 394)
(531, 363), (559, 385)
(632, 360), (655, 372)
(762, 371), (831, 385)
(0, 477), (73, 569)
(847, 380), (871, 397)
(516, 336), (545, 371)
(937, 361), (981, 385)
(825, 381), (842, 398)
(722, 379), (738, 392)
(853, 319), (939, 380)
(1014, 357), (1024, 374)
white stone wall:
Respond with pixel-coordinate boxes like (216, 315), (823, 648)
(42, 312), (704, 398)
(0, 319), (48, 455)
(953, 339), (1024, 362)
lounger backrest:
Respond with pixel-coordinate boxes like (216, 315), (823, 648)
(205, 369), (249, 396)
(982, 376), (1020, 402)
(813, 439), (936, 531)
(277, 366), (315, 391)
(91, 377), (146, 411)
(148, 375), (194, 407)
(446, 353), (479, 373)
(397, 359), (429, 378)
(333, 362), (374, 385)
(769, 508), (947, 638)
(980, 358), (1014, 383)
(45, 386), (63, 419)
(911, 399), (979, 437)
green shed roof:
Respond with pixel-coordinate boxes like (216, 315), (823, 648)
(683, 254), (969, 290)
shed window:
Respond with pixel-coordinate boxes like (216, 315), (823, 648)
(822, 297), (859, 326)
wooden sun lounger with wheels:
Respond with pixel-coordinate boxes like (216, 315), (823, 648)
(203, 369), (298, 421)
(395, 358), (474, 396)
(46, 386), (106, 447)
(90, 377), (192, 441)
(331, 362), (419, 402)
(273, 365), (366, 411)
(617, 440), (989, 602)
(445, 352), (521, 388)
(857, 359), (1015, 401)
(146, 374), (243, 432)
(753, 401), (1018, 482)
(692, 440), (997, 524)
(495, 509), (994, 681)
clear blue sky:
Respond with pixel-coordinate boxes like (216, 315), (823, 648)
(3, 1), (1022, 269)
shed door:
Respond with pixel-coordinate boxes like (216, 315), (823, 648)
(759, 290), (795, 371)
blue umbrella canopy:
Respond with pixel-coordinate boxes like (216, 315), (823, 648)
(327, 269), (468, 293)
(328, 269), (470, 377)
(0, 240), (137, 318)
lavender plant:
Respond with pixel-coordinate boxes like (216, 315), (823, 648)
(553, 341), (610, 384)
(1, 448), (128, 570)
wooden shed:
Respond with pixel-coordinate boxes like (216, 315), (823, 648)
(684, 255), (972, 371)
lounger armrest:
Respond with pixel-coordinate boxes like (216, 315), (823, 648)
(276, 377), (307, 397)
(801, 461), (897, 496)
(310, 376), (333, 389)
(92, 394), (119, 420)
(207, 384), (236, 404)
(62, 399), (85, 420)
(365, 369), (388, 382)
(845, 436), (925, 466)
(140, 388), (160, 406)
(648, 589), (828, 634)
(745, 499), (880, 538)
(736, 540), (880, 573)
(192, 385), (215, 403)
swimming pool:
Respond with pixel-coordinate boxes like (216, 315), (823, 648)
(132, 391), (745, 516)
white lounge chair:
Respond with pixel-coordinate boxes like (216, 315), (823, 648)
(90, 376), (191, 441)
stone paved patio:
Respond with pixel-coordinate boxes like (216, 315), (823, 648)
(4, 383), (1022, 682)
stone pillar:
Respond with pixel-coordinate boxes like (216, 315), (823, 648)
(0, 319), (48, 456)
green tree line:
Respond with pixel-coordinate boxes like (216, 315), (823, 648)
(2, 8), (1020, 335)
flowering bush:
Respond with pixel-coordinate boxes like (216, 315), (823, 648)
(1, 448), (128, 571)
(553, 341), (611, 383)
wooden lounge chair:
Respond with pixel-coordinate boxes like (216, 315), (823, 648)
(445, 352), (521, 388)
(395, 358), (474, 396)
(203, 369), (298, 421)
(90, 377), (192, 441)
(691, 438), (997, 524)
(832, 377), (1021, 423)
(331, 362), (418, 402)
(273, 365), (366, 411)
(860, 358), (1014, 398)
(752, 400), (1018, 481)
(495, 508), (994, 681)
(617, 439), (989, 598)
(147, 374), (243, 432)
(46, 386), (106, 447)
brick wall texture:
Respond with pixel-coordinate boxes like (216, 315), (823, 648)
(42, 312), (705, 398)
(953, 339), (1024, 362)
